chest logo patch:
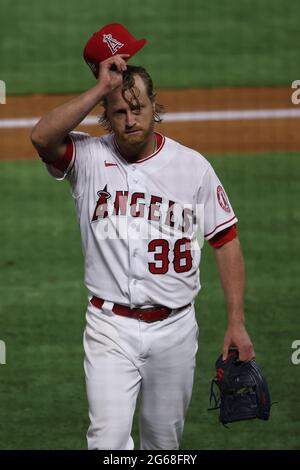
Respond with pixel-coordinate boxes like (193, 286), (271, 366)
(217, 185), (231, 213)
(92, 185), (112, 221)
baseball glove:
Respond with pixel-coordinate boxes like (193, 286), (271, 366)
(208, 349), (271, 425)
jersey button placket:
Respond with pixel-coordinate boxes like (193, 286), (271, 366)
(129, 166), (139, 188)
(127, 168), (144, 305)
(128, 214), (140, 304)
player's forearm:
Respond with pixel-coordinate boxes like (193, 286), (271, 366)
(31, 83), (106, 151)
(213, 237), (245, 324)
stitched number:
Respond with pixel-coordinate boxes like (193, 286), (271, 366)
(148, 239), (170, 274)
(148, 238), (192, 274)
(173, 238), (193, 273)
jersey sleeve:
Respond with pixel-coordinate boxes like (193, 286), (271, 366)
(198, 163), (238, 241)
(208, 223), (237, 248)
(45, 131), (92, 198)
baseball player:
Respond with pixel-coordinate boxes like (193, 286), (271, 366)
(31, 24), (254, 450)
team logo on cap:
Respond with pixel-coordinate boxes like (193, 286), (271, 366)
(103, 34), (124, 55)
(217, 185), (231, 213)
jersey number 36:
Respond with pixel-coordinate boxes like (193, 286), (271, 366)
(148, 238), (192, 274)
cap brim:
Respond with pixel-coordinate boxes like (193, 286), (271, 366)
(122, 38), (147, 61)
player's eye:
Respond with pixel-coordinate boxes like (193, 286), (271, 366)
(130, 106), (141, 114)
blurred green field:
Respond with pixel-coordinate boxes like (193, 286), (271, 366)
(0, 0), (299, 94)
(0, 152), (299, 449)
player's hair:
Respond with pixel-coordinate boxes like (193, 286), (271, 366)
(99, 65), (164, 131)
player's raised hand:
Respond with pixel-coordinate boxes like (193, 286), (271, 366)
(97, 54), (130, 96)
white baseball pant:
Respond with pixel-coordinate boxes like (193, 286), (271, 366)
(83, 301), (199, 450)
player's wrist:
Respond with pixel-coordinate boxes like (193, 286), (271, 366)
(89, 82), (109, 101)
(227, 316), (245, 327)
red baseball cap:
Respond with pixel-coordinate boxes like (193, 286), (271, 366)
(83, 23), (147, 78)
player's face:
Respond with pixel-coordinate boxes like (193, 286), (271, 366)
(106, 75), (155, 148)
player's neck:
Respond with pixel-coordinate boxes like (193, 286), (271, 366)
(115, 133), (157, 163)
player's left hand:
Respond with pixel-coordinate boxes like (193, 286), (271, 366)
(222, 322), (255, 361)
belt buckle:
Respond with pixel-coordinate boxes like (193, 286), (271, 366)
(138, 311), (144, 320)
(138, 307), (157, 323)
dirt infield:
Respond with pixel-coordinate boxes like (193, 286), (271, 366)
(0, 86), (299, 160)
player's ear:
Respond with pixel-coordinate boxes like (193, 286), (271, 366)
(151, 91), (157, 103)
(151, 94), (156, 112)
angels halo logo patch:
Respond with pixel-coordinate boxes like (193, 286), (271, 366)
(102, 34), (124, 55)
(217, 185), (231, 213)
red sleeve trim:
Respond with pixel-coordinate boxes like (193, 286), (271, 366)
(51, 136), (74, 172)
(208, 224), (237, 248)
(39, 136), (74, 173)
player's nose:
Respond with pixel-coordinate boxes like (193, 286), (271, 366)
(125, 110), (136, 128)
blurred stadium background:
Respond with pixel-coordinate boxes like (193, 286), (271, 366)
(0, 0), (299, 449)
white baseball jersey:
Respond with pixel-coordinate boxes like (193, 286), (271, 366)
(46, 131), (237, 308)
